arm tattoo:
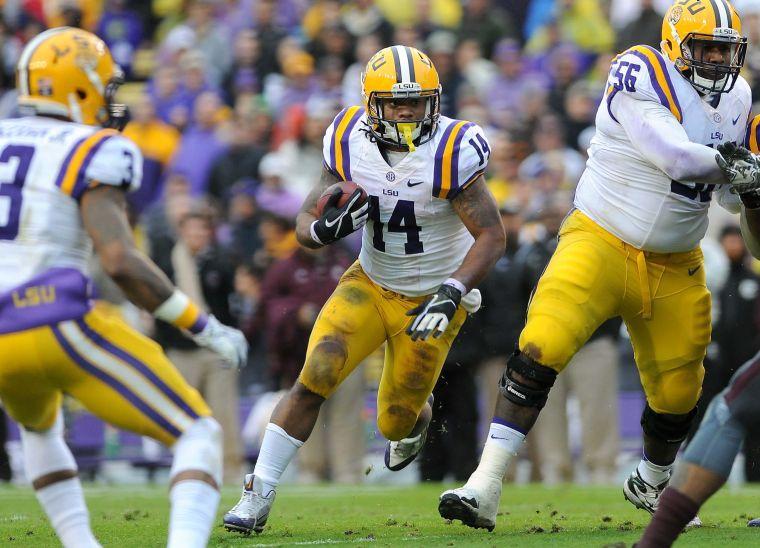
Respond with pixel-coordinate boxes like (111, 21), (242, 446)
(296, 166), (341, 248)
(80, 186), (174, 311)
(451, 177), (503, 234)
(448, 177), (506, 291)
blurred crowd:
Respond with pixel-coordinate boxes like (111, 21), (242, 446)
(3, 0), (760, 485)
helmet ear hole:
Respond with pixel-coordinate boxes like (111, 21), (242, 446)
(76, 89), (87, 100)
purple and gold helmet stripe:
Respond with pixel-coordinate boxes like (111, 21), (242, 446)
(52, 324), (183, 439)
(55, 128), (118, 199)
(405, 47), (416, 83)
(709, 0), (730, 28)
(331, 106), (363, 181)
(75, 318), (201, 421)
(628, 46), (683, 123)
(391, 46), (402, 83)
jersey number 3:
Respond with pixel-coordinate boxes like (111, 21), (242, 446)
(0, 145), (34, 240)
(368, 196), (423, 255)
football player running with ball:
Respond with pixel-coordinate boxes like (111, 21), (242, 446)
(441, 0), (760, 531)
(223, 45), (505, 534)
(0, 28), (247, 548)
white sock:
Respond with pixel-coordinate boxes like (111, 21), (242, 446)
(637, 454), (673, 486)
(168, 480), (220, 548)
(468, 421), (525, 487)
(253, 423), (304, 494)
(36, 478), (100, 548)
(21, 417), (99, 548)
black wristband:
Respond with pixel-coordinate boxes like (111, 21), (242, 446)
(439, 283), (462, 307)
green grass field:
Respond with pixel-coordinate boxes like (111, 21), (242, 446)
(1, 483), (759, 547)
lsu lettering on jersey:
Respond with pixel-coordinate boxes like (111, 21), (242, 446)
(575, 44), (750, 252)
(322, 106), (490, 296)
(0, 116), (141, 330)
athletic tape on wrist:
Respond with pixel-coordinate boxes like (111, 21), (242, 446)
(154, 290), (208, 334)
(443, 278), (467, 295)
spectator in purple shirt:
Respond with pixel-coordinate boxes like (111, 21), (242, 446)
(171, 91), (229, 196)
(97, 0), (144, 77)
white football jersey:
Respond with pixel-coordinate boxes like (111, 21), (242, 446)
(575, 44), (750, 253)
(0, 116), (142, 292)
(322, 107), (490, 296)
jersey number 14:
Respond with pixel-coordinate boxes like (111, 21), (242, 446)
(368, 195), (423, 255)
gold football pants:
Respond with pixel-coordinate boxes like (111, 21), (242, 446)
(0, 305), (210, 444)
(298, 262), (467, 441)
(519, 210), (709, 414)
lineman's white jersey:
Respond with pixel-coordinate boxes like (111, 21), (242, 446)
(323, 107), (490, 296)
(0, 116), (142, 292)
(575, 44), (750, 253)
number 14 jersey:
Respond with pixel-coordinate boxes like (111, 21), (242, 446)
(323, 107), (490, 296)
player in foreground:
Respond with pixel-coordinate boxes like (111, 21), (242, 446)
(441, 0), (760, 531)
(0, 28), (247, 548)
(223, 45), (505, 534)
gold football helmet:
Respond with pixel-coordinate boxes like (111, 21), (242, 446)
(16, 27), (128, 129)
(661, 0), (746, 94)
(361, 45), (440, 151)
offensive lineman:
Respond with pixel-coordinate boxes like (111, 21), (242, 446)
(223, 45), (505, 534)
(441, 0), (760, 531)
(0, 28), (247, 548)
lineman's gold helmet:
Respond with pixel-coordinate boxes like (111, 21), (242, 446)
(661, 0), (746, 94)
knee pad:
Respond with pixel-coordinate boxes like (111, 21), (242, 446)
(499, 350), (558, 409)
(21, 413), (77, 481)
(171, 417), (223, 487)
(640, 404), (697, 444)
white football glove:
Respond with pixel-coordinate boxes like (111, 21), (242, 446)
(716, 149), (760, 195)
(406, 284), (462, 341)
(192, 315), (248, 369)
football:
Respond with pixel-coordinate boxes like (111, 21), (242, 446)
(315, 181), (367, 216)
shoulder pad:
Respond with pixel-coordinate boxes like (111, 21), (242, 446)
(432, 120), (490, 200)
(322, 106), (365, 181)
(606, 45), (683, 124)
(55, 129), (143, 200)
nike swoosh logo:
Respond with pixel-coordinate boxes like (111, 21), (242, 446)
(688, 266), (701, 276)
(324, 215), (343, 228)
(490, 434), (509, 440)
(733, 114), (741, 125)
(407, 181), (425, 188)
